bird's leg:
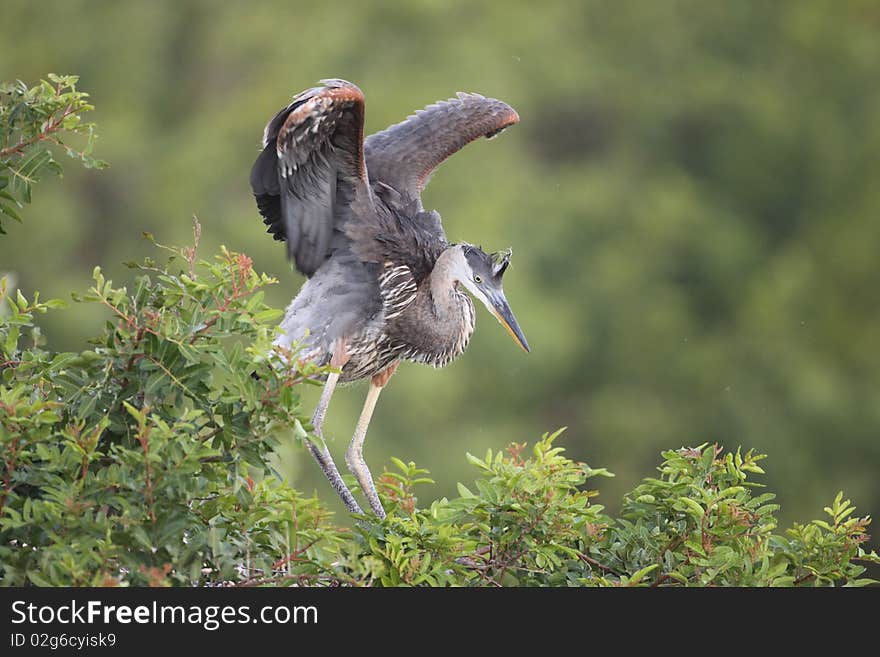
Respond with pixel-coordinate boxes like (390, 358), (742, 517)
(346, 384), (385, 518)
(346, 362), (398, 519)
(306, 348), (363, 516)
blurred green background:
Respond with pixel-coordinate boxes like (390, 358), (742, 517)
(2, 0), (878, 538)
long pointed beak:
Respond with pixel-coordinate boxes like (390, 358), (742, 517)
(488, 291), (530, 353)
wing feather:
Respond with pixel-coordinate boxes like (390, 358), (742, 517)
(363, 92), (519, 205)
(250, 79), (369, 277)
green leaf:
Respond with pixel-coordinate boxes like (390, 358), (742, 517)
(122, 400), (144, 423)
(144, 370), (166, 397)
(253, 308), (283, 323)
(676, 497), (705, 518)
(0, 203), (22, 222)
(456, 483), (476, 498)
(628, 564), (659, 585)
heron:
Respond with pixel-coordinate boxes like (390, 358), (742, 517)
(250, 79), (529, 519)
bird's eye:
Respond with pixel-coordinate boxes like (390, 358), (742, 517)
(474, 275), (483, 284)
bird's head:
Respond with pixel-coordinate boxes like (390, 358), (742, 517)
(452, 244), (530, 353)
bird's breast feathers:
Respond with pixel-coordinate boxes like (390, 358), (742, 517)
(376, 261), (418, 321)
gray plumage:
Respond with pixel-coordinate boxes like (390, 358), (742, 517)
(249, 79), (528, 518)
(251, 79), (525, 382)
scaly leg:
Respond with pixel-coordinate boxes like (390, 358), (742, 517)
(346, 363), (398, 519)
(306, 351), (363, 515)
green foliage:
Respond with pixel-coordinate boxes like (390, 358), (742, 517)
(330, 436), (877, 587)
(601, 446), (877, 586)
(3, 222), (876, 586)
(1, 233), (876, 585)
(0, 230), (334, 585)
(2, 6), (879, 534)
(4, 281), (878, 589)
(0, 74), (106, 234)
(0, 83), (876, 585)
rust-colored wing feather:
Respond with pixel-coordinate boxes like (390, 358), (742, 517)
(250, 79), (370, 277)
(363, 93), (519, 204)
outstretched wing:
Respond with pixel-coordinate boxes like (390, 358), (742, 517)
(363, 92), (519, 205)
(250, 79), (370, 277)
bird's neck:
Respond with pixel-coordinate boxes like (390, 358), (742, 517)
(427, 247), (475, 352)
(429, 247), (468, 316)
(382, 247), (473, 368)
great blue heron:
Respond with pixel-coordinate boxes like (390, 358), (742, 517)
(250, 79), (528, 519)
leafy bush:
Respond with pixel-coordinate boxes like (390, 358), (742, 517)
(1, 239), (877, 586)
(0, 284), (880, 586)
(0, 74), (106, 234)
(1, 74), (876, 586)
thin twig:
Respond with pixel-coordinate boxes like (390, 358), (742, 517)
(577, 552), (622, 577)
(651, 573), (674, 587)
(0, 104), (80, 159)
(271, 538), (321, 572)
(793, 572), (816, 586)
